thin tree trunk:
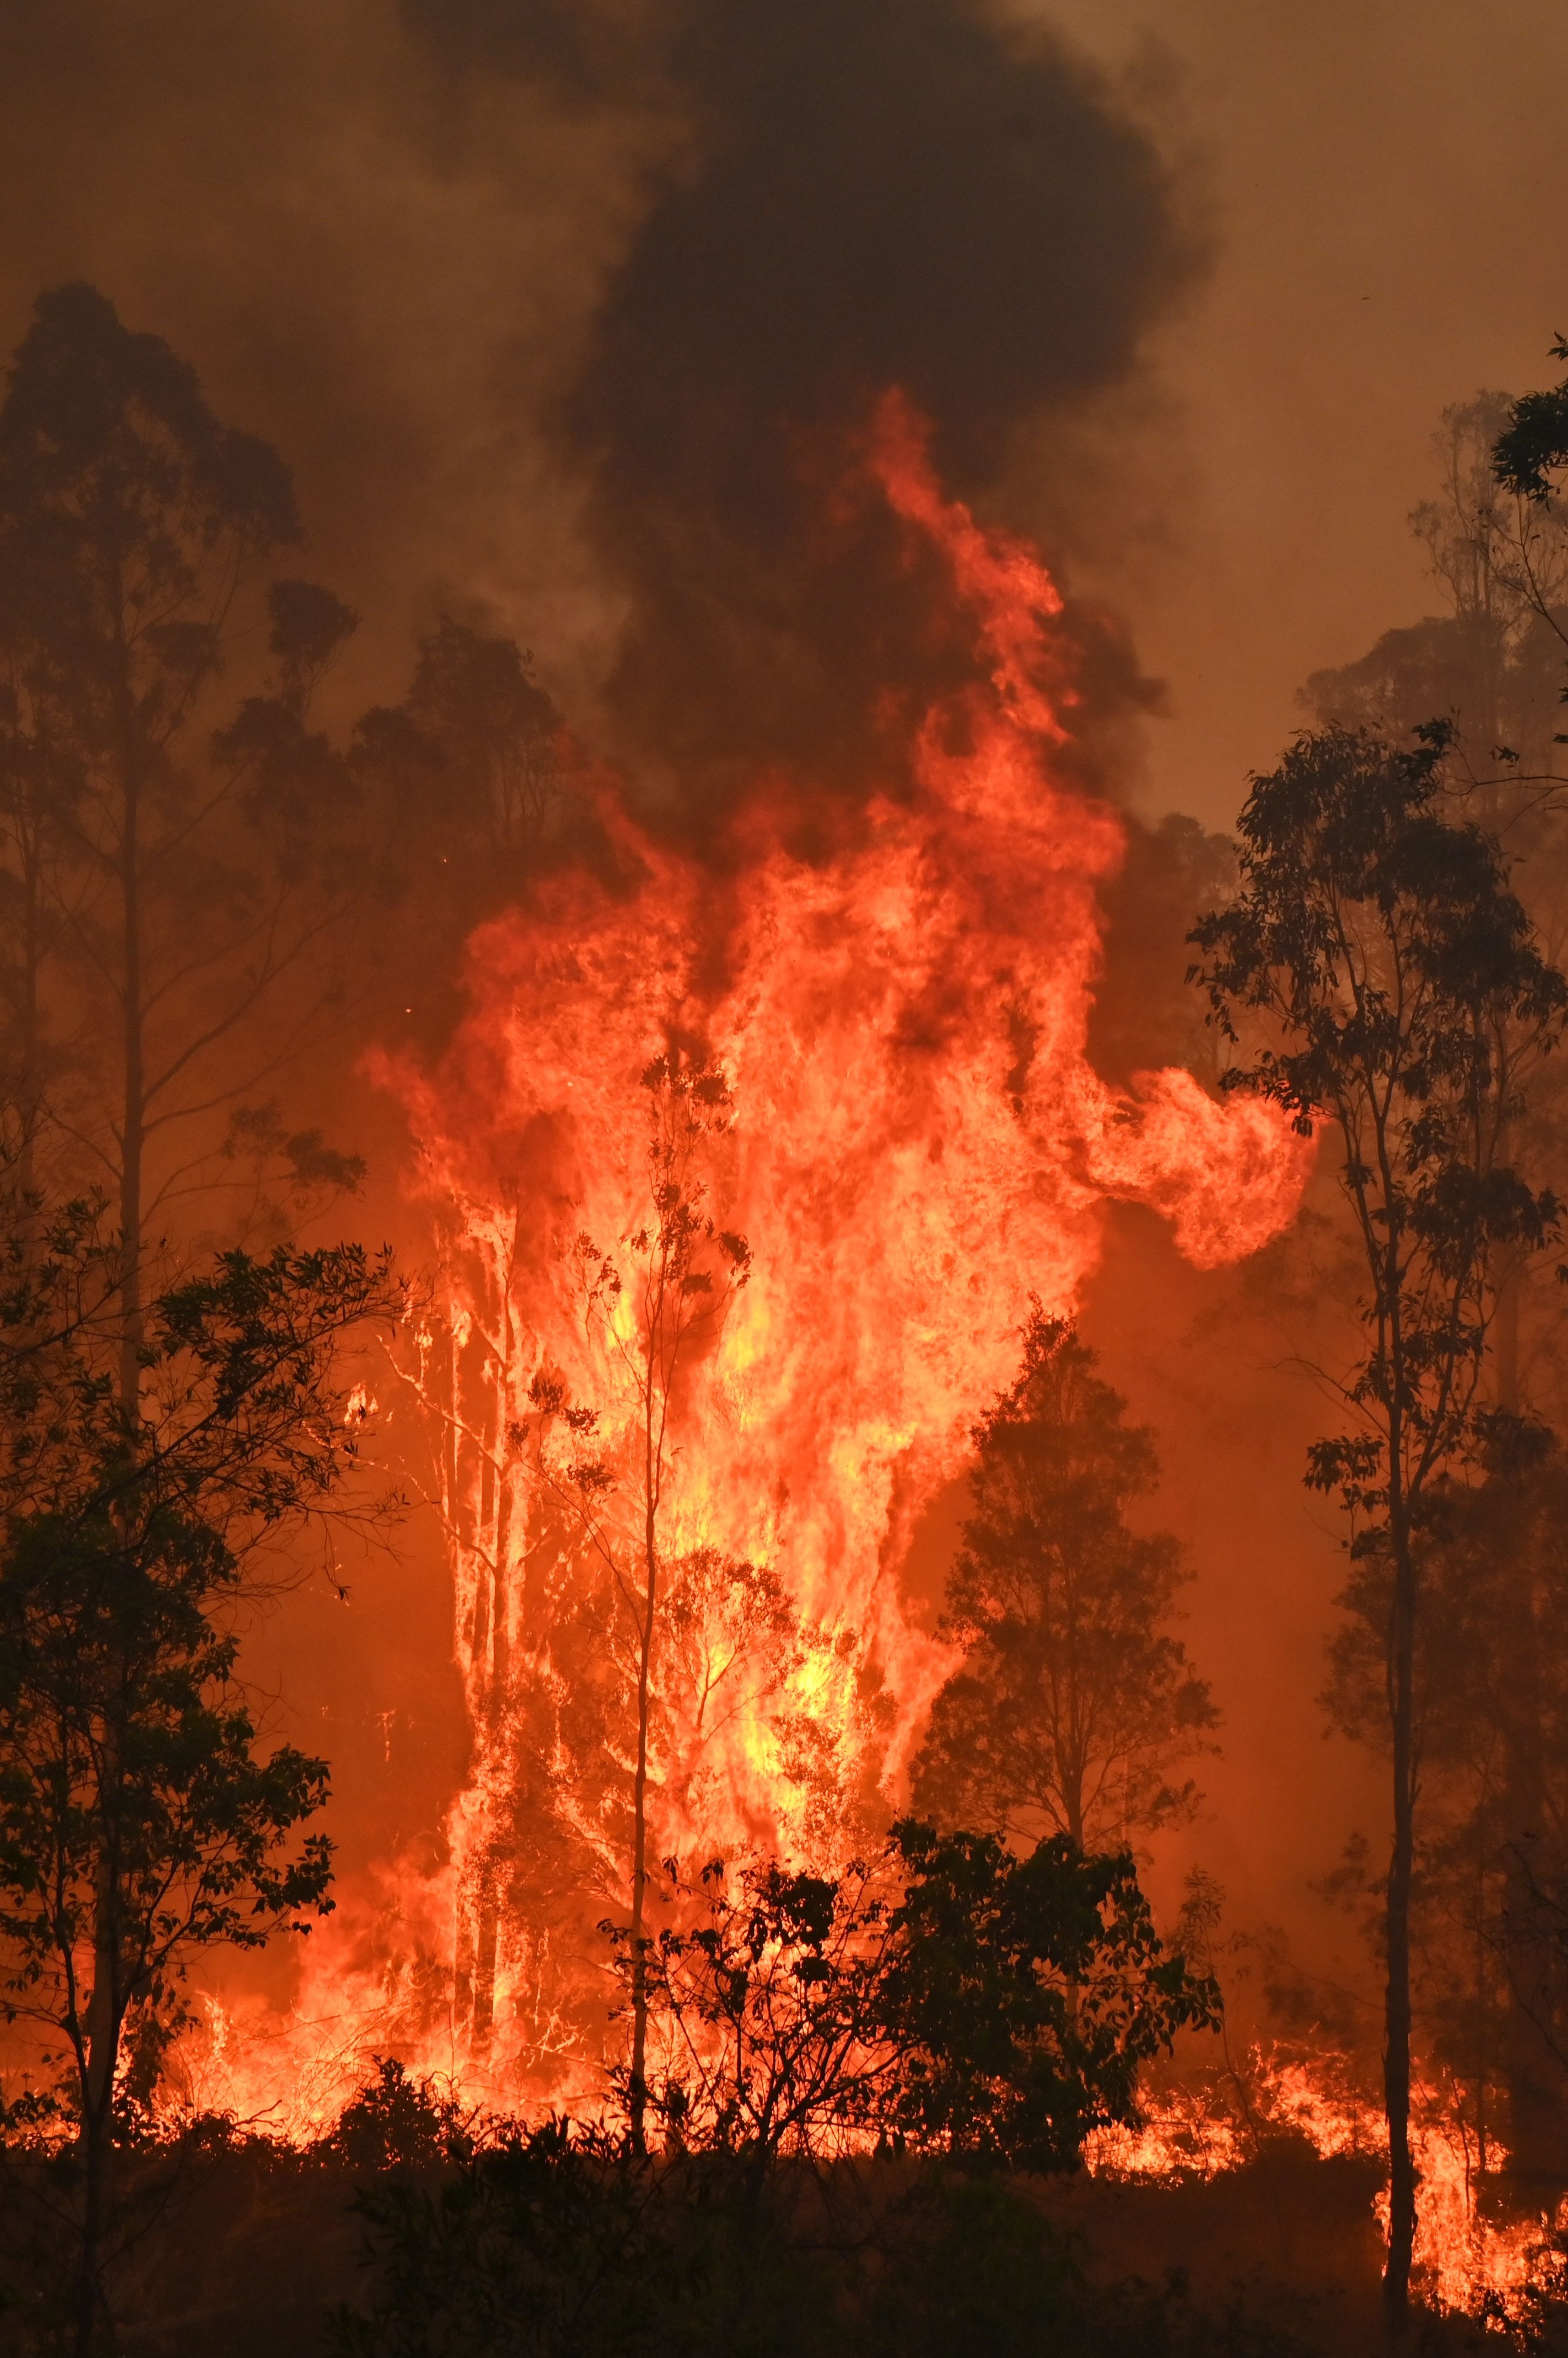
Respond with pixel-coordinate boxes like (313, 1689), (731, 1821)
(74, 2102), (108, 2358)
(17, 821), (42, 1199)
(1494, 1253), (1556, 2177)
(85, 691), (141, 2266)
(116, 697), (144, 1424)
(628, 1467), (656, 2151)
(1384, 1502), (1418, 2342)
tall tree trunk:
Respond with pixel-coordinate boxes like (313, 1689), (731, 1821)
(108, 568), (146, 1422)
(1384, 1500), (1417, 2342)
(16, 820), (42, 1200)
(84, 708), (141, 2257)
(628, 1467), (656, 2152)
(116, 734), (144, 1422)
(74, 2105), (108, 2358)
(1493, 1252), (1559, 2180)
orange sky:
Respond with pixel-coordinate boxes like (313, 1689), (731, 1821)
(1044, 0), (1568, 824)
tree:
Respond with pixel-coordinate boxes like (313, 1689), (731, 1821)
(913, 1308), (1215, 1854)
(1188, 721), (1568, 2337)
(1325, 1422), (1568, 2186)
(349, 613), (587, 1040)
(0, 1191), (400, 2354)
(621, 1821), (1219, 2177)
(1494, 336), (1568, 673)
(1306, 389), (1568, 795)
(0, 283), (365, 1408)
(524, 1052), (753, 2145)
(1306, 390), (1568, 1430)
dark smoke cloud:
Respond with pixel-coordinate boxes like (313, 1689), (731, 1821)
(405, 0), (1202, 824)
(0, 0), (1195, 832)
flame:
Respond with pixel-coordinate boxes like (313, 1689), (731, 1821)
(350, 391), (1313, 2084)
(1089, 2048), (1568, 2321)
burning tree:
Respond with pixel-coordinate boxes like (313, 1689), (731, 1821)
(913, 1307), (1216, 1854)
(1189, 721), (1568, 2335)
(403, 1054), (799, 2102)
(524, 1051), (759, 2144)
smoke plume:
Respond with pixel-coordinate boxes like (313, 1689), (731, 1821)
(0, 1), (1198, 833)
(428, 0), (1199, 817)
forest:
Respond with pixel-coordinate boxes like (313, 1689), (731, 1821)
(1, 6), (1568, 2355)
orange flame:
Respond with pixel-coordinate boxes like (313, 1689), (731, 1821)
(355, 391), (1314, 2082)
(1090, 2047), (1568, 2322)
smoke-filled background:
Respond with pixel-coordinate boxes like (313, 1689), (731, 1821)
(3, 0), (1565, 2061)
(5, 0), (1562, 818)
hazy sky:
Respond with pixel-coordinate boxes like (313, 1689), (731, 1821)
(1044, 0), (1568, 823)
(3, 0), (1562, 833)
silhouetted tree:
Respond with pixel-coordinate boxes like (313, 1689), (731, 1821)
(0, 284), (365, 1382)
(1325, 1425), (1568, 2186)
(914, 1309), (1215, 1854)
(1306, 390), (1568, 797)
(1495, 336), (1568, 673)
(0, 1189), (400, 2354)
(1189, 721), (1568, 2336)
(625, 1821), (1220, 2178)
(349, 613), (585, 1038)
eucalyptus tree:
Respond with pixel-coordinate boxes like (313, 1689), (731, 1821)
(0, 1184), (400, 2354)
(525, 1053), (753, 2147)
(1189, 722), (1568, 2337)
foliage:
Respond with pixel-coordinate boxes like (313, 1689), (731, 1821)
(1304, 390), (1568, 789)
(1191, 724), (1566, 1519)
(915, 1307), (1215, 1851)
(331, 2057), (479, 2176)
(1495, 338), (1568, 507)
(332, 2109), (1311, 2358)
(617, 1819), (1219, 2178)
(0, 1190), (400, 2346)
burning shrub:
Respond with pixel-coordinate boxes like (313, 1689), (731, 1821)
(331, 2059), (478, 2178)
(613, 1820), (1221, 2175)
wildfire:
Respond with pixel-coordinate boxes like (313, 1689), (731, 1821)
(156, 396), (1320, 2186)
(360, 391), (1312, 2082)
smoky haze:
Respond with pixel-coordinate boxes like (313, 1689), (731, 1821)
(0, 0), (1200, 833)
